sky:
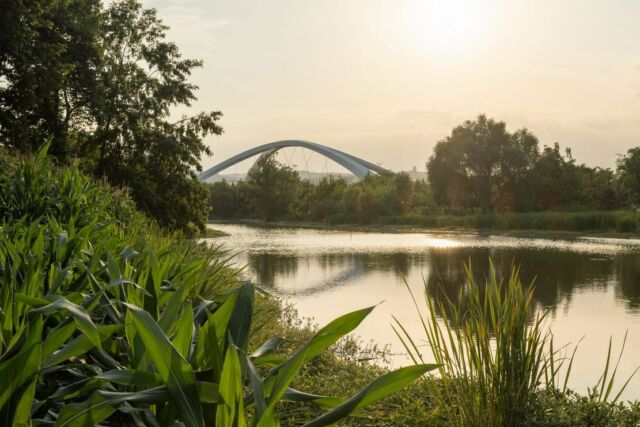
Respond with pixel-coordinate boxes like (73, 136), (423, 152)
(141, 0), (640, 173)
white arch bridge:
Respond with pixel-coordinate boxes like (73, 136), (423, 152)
(198, 140), (389, 182)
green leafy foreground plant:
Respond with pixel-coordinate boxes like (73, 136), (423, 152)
(0, 148), (435, 426)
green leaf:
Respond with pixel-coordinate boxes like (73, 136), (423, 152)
(125, 303), (204, 427)
(0, 315), (42, 425)
(216, 341), (246, 427)
(30, 296), (101, 350)
(44, 324), (123, 368)
(250, 337), (283, 360)
(98, 369), (162, 387)
(281, 389), (343, 408)
(226, 282), (254, 353)
(172, 305), (194, 360)
(56, 387), (170, 427)
(303, 365), (437, 427)
(303, 306), (374, 362)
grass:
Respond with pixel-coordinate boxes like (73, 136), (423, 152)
(393, 260), (638, 427)
(372, 210), (640, 233)
(202, 226), (230, 238)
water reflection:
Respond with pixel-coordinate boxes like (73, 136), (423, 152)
(209, 224), (640, 399)
(244, 247), (640, 316)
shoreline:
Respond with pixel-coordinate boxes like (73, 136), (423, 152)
(207, 218), (640, 241)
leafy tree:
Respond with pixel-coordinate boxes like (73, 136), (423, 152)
(0, 0), (221, 234)
(245, 156), (301, 220)
(616, 147), (640, 207)
(577, 166), (618, 210)
(427, 115), (539, 212)
(530, 143), (579, 210)
(0, 0), (101, 158)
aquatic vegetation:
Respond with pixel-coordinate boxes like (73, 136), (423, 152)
(394, 261), (637, 427)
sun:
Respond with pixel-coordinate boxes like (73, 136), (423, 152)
(403, 0), (491, 54)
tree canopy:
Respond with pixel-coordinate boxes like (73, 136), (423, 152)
(0, 0), (221, 233)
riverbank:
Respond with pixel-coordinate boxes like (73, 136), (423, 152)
(3, 149), (640, 425)
(208, 216), (640, 240)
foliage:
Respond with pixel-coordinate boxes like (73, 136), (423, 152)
(616, 147), (640, 207)
(207, 114), (640, 230)
(0, 146), (432, 426)
(0, 0), (220, 234)
(427, 115), (540, 212)
(394, 263), (559, 426)
(207, 167), (420, 225)
(394, 261), (636, 427)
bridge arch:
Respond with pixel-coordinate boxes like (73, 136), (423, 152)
(199, 140), (388, 181)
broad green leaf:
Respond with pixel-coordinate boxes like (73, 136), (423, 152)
(303, 306), (374, 362)
(44, 324), (123, 368)
(0, 315), (42, 426)
(250, 337), (283, 360)
(245, 355), (266, 419)
(281, 389), (342, 408)
(216, 341), (246, 427)
(56, 387), (170, 427)
(41, 322), (77, 360)
(99, 369), (162, 387)
(30, 296), (101, 349)
(303, 364), (437, 427)
(257, 348), (308, 427)
(226, 282), (254, 352)
(125, 303), (204, 427)
(194, 310), (223, 386)
(172, 305), (194, 360)
(197, 381), (222, 404)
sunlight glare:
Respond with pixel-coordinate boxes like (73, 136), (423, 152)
(404, 0), (491, 54)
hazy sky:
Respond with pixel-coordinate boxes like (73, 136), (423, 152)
(141, 0), (640, 173)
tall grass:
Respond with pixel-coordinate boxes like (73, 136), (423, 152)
(375, 210), (640, 233)
(394, 262), (636, 427)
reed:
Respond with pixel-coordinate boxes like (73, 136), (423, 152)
(394, 261), (636, 427)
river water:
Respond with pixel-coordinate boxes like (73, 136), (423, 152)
(207, 224), (640, 400)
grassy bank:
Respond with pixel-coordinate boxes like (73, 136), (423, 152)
(211, 209), (640, 239)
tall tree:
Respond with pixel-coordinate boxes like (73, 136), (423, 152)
(245, 156), (301, 221)
(616, 147), (640, 207)
(89, 0), (222, 233)
(530, 143), (579, 210)
(0, 0), (222, 233)
(427, 114), (539, 212)
(0, 0), (101, 158)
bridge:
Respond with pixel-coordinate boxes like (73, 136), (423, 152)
(198, 140), (389, 182)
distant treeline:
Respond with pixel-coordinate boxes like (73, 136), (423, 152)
(207, 115), (640, 229)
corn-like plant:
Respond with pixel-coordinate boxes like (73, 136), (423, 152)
(0, 145), (434, 426)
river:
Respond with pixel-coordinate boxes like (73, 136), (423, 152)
(207, 223), (640, 400)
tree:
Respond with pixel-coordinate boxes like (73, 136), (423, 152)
(245, 156), (301, 220)
(0, 0), (101, 158)
(616, 147), (640, 207)
(530, 143), (579, 210)
(577, 166), (618, 210)
(0, 0), (221, 234)
(427, 114), (539, 212)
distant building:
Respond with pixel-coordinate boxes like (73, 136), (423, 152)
(406, 166), (428, 181)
